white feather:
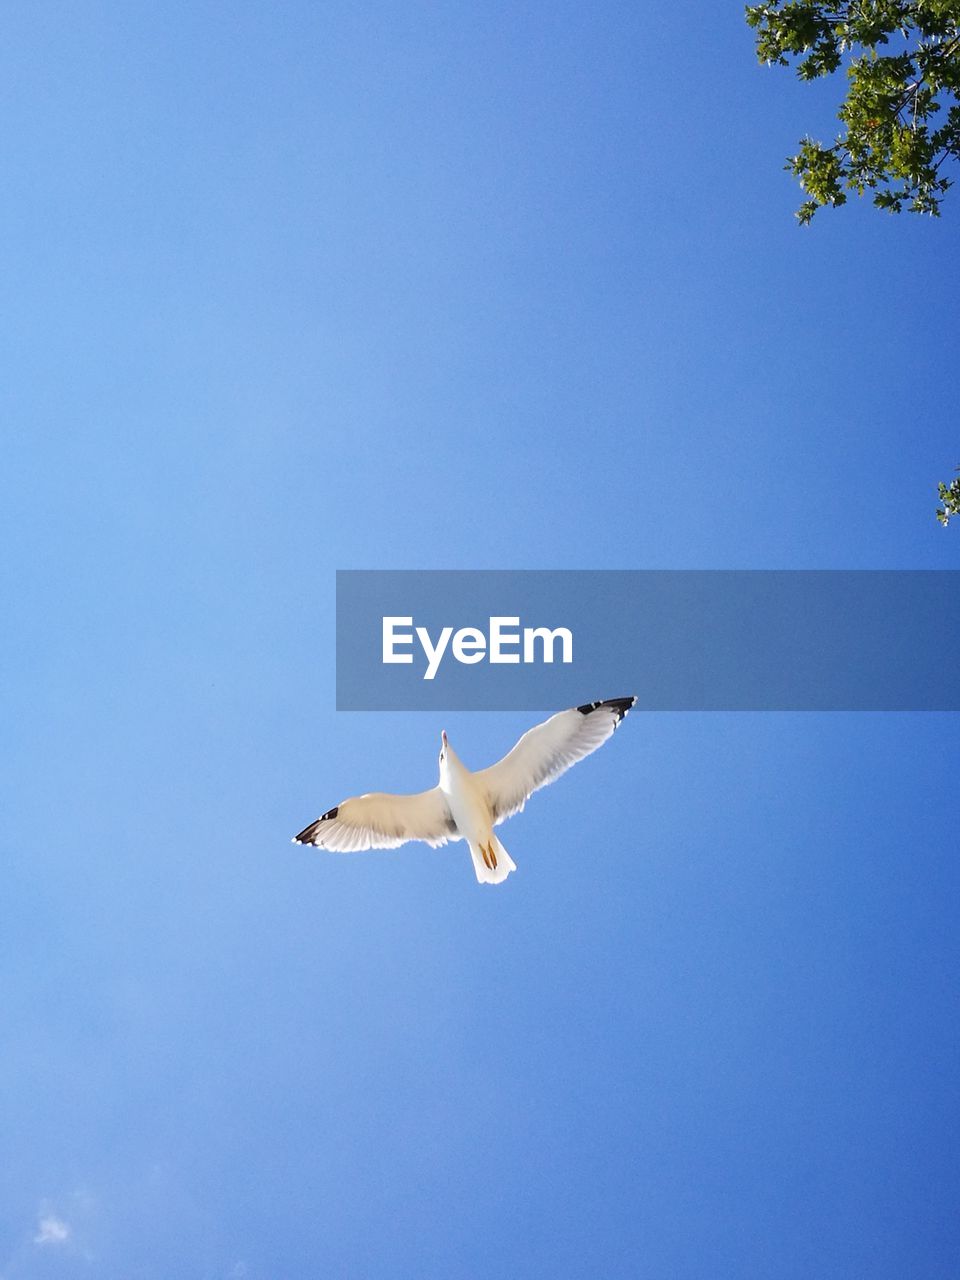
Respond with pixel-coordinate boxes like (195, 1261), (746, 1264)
(294, 788), (455, 852)
(475, 699), (635, 825)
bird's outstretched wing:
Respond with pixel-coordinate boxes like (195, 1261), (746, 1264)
(475, 697), (636, 826)
(293, 788), (456, 852)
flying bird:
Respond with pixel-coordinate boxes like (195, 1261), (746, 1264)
(293, 696), (636, 884)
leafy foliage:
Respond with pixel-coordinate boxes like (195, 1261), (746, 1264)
(937, 469), (960, 525)
(746, 1), (960, 222)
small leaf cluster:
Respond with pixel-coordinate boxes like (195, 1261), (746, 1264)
(746, 1), (960, 221)
(937, 468), (960, 526)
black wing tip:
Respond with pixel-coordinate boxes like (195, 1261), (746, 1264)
(293, 805), (338, 845)
(576, 696), (637, 723)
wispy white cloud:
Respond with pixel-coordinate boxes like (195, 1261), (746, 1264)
(33, 1213), (71, 1247)
(1, 1193), (96, 1277)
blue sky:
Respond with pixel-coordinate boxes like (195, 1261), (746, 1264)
(1, 3), (958, 1277)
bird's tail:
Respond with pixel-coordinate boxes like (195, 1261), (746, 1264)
(468, 833), (516, 886)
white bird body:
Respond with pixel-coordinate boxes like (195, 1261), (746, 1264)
(438, 737), (517, 885)
(294, 696), (635, 885)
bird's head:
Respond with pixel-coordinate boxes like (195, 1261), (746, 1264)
(439, 729), (453, 776)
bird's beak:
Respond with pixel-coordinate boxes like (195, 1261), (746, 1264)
(441, 730), (447, 745)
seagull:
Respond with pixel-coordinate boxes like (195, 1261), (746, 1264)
(293, 696), (636, 884)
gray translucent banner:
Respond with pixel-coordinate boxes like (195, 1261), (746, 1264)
(336, 570), (960, 711)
